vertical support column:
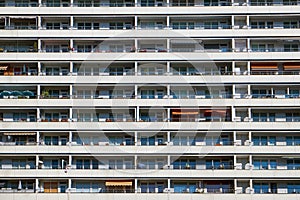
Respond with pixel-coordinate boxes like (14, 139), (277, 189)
(246, 15), (250, 27)
(167, 131), (170, 144)
(37, 108), (40, 121)
(271, 87), (274, 97)
(287, 87), (290, 95)
(134, 38), (138, 51)
(70, 0), (74, 6)
(231, 106), (236, 121)
(69, 39), (73, 52)
(247, 84), (251, 95)
(233, 131), (237, 144)
(135, 179), (138, 193)
(69, 61), (73, 74)
(134, 0), (138, 6)
(7, 17), (10, 27)
(247, 38), (251, 52)
(248, 108), (251, 119)
(167, 178), (171, 191)
(136, 106), (139, 121)
(166, 38), (170, 52)
(231, 15), (234, 28)
(35, 155), (39, 169)
(69, 131), (72, 145)
(134, 155), (138, 169)
(167, 155), (171, 167)
(134, 61), (138, 75)
(134, 131), (138, 146)
(167, 108), (170, 122)
(37, 84), (41, 98)
(38, 0), (42, 6)
(38, 39), (42, 52)
(135, 85), (138, 98)
(69, 85), (73, 99)
(68, 155), (72, 166)
(166, 0), (169, 6)
(70, 16), (74, 29)
(247, 61), (250, 75)
(249, 155), (252, 166)
(134, 16), (138, 30)
(69, 108), (72, 121)
(37, 62), (41, 75)
(233, 155), (237, 168)
(37, 16), (41, 29)
(232, 84), (236, 98)
(234, 179), (237, 193)
(249, 179), (253, 192)
(249, 131), (252, 143)
(36, 131), (40, 145)
(166, 16), (170, 28)
(35, 179), (39, 193)
(232, 61), (235, 75)
(68, 179), (72, 191)
(167, 61), (170, 74)
(231, 38), (235, 52)
(167, 84), (170, 96)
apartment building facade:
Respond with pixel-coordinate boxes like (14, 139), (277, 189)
(0, 0), (300, 200)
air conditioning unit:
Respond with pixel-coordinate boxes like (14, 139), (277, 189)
(245, 187), (253, 194)
(235, 187), (243, 194)
(245, 163), (253, 170)
(235, 163), (242, 170)
(234, 140), (242, 146)
(244, 140), (252, 146)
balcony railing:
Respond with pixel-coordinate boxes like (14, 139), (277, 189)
(0, 1), (299, 7)
(1, 47), (300, 53)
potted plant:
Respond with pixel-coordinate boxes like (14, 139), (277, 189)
(41, 90), (50, 99)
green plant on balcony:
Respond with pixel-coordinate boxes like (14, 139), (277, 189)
(41, 90), (50, 99)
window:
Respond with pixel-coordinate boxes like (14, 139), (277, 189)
(286, 136), (300, 146)
(284, 21), (298, 29)
(287, 159), (300, 170)
(13, 113), (27, 121)
(12, 159), (26, 169)
(173, 159), (196, 169)
(77, 22), (92, 30)
(44, 136), (59, 145)
(76, 159), (91, 169)
(251, 21), (273, 29)
(174, 182), (197, 193)
(204, 22), (218, 29)
(253, 159), (274, 169)
(109, 160), (124, 169)
(284, 44), (298, 52)
(44, 159), (60, 169)
(287, 183), (300, 193)
(252, 136), (268, 145)
(109, 22), (124, 30)
(254, 183), (269, 194)
(75, 182), (90, 193)
(46, 22), (60, 30)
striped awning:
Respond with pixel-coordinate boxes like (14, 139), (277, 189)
(204, 110), (227, 114)
(105, 181), (132, 186)
(172, 111), (199, 115)
(283, 64), (300, 71)
(0, 66), (8, 70)
(251, 64), (278, 71)
(3, 132), (36, 136)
